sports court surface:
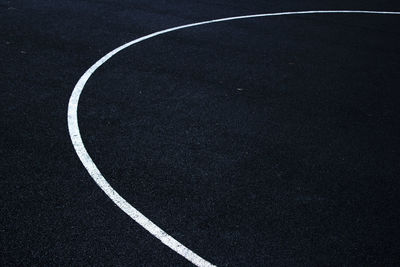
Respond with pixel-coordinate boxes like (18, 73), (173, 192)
(1, 1), (400, 266)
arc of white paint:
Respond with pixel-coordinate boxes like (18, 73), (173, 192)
(68, 10), (400, 267)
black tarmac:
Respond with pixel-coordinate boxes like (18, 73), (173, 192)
(2, 0), (400, 266)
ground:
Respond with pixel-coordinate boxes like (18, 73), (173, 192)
(1, 0), (400, 266)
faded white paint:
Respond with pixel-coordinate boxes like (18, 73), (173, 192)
(68, 10), (400, 266)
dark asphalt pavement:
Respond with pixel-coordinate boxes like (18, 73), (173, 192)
(2, 1), (400, 266)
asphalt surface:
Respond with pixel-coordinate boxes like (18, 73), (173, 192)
(2, 0), (400, 266)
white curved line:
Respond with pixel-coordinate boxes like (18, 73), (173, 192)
(67, 10), (400, 266)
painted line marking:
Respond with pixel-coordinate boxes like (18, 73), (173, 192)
(67, 10), (400, 267)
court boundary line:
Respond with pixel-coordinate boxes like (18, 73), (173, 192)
(67, 10), (400, 267)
